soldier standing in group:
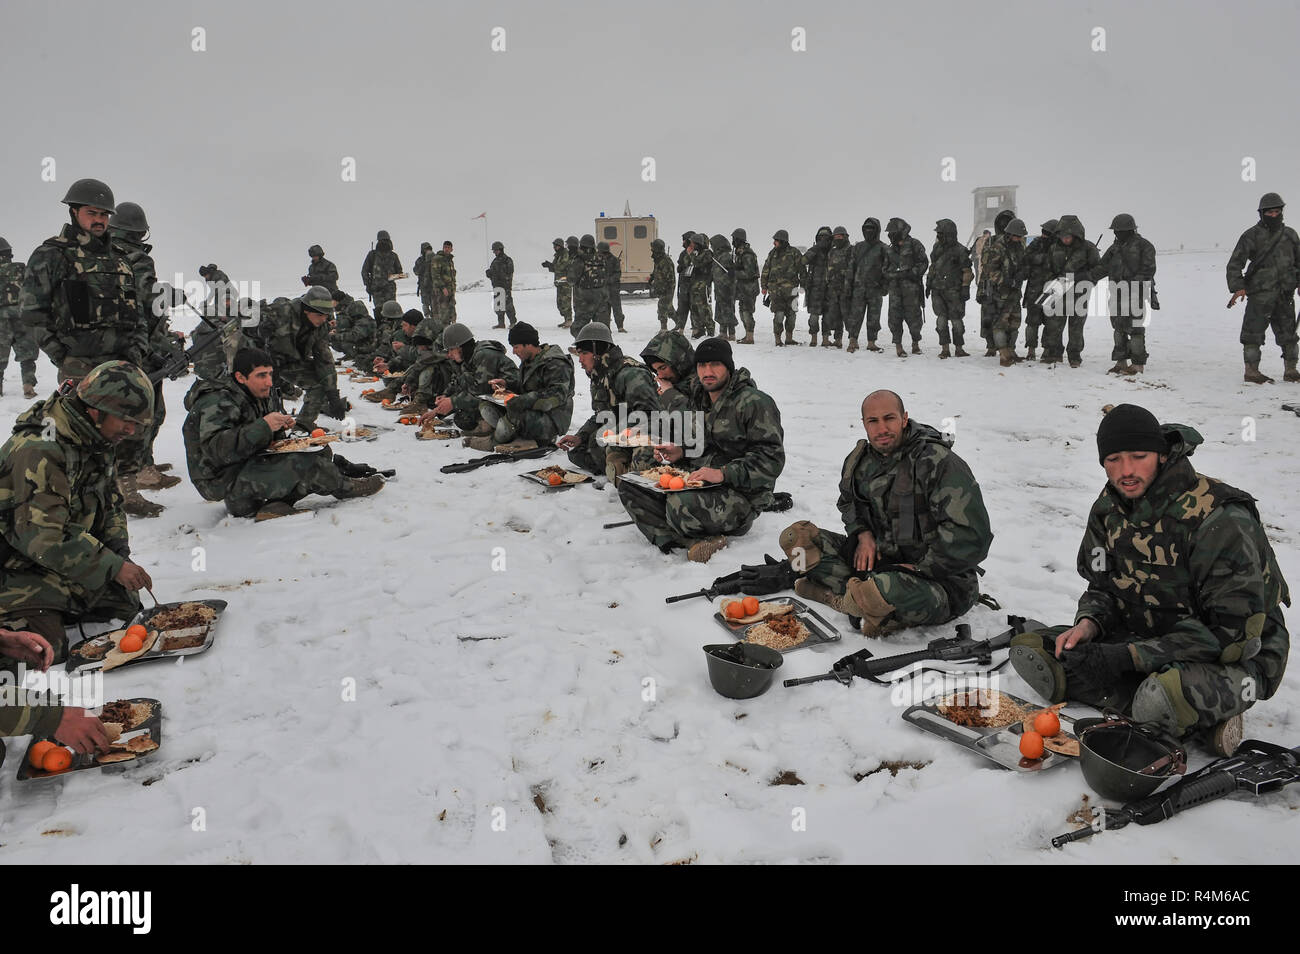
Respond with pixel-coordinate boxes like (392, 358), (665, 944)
(1096, 213), (1157, 376)
(731, 228), (759, 345)
(822, 226), (854, 349)
(648, 238), (676, 332)
(1227, 193), (1300, 384)
(414, 242), (434, 318)
(972, 230), (991, 281)
(709, 234), (736, 342)
(428, 240), (457, 324)
(597, 240), (627, 333)
(803, 226), (832, 346)
(977, 210), (1016, 356)
(985, 218), (1029, 366)
(673, 231), (694, 332)
(361, 230), (402, 318)
(684, 232), (715, 339)
(570, 234), (608, 338)
(486, 240), (517, 329)
(1045, 214), (1101, 368)
(850, 217), (888, 353)
(0, 237), (37, 398)
(1021, 220), (1058, 362)
(762, 229), (805, 347)
(926, 219), (973, 359)
(302, 245), (339, 294)
(543, 237), (572, 329)
(882, 218), (928, 357)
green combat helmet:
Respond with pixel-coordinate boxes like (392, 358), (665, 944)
(573, 322), (613, 346)
(597, 241), (610, 253)
(580, 234), (596, 249)
(308, 244), (324, 257)
(301, 285), (336, 315)
(1040, 219), (1060, 236)
(1004, 218), (1028, 237)
(491, 241), (504, 252)
(0, 237), (11, 255)
(650, 238), (666, 252)
(732, 227), (747, 244)
(566, 236), (580, 250)
(773, 229), (790, 243)
(442, 323), (474, 350)
(379, 300), (404, 319)
(77, 360), (154, 425)
(61, 178), (116, 212)
(1076, 714), (1187, 801)
(1258, 193), (1285, 211)
(109, 201), (148, 232)
(1110, 213), (1137, 231)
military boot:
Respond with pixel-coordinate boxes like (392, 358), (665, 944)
(1026, 347), (1036, 360)
(1068, 355), (1083, 368)
(495, 318), (506, 329)
(24, 383), (37, 398)
(465, 419), (494, 437)
(839, 577), (899, 637)
(774, 334), (784, 347)
(999, 348), (1015, 367)
(1208, 714), (1244, 757)
(911, 340), (921, 354)
(866, 339), (882, 352)
(617, 323), (627, 334)
(135, 465), (182, 490)
(846, 337), (859, 353)
(808, 337), (818, 347)
(1284, 361), (1300, 382)
(687, 535), (729, 564)
(939, 345), (951, 359)
(833, 332), (843, 348)
(254, 501), (308, 522)
(1008, 632), (1067, 704)
(784, 331), (795, 345)
(1107, 360), (1130, 374)
(895, 342), (907, 357)
(118, 477), (164, 519)
(954, 346), (970, 357)
(738, 332), (754, 345)
(984, 347), (997, 357)
(1121, 364), (1144, 375)
(793, 578), (839, 609)
(1244, 362), (1273, 384)
(334, 474), (385, 500)
(463, 435), (496, 452)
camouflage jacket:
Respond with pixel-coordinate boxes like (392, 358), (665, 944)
(882, 236), (929, 289)
(0, 395), (131, 616)
(732, 245), (760, 298)
(836, 421), (992, 607)
(260, 299), (339, 397)
(307, 257), (340, 293)
(711, 248), (735, 298)
(981, 235), (1025, 301)
(428, 250), (456, 296)
(803, 239), (831, 310)
(0, 257), (26, 317)
(1021, 234), (1056, 304)
(825, 238), (855, 301)
(851, 236), (889, 298)
(21, 224), (146, 369)
(1075, 424), (1291, 694)
(640, 330), (696, 417)
(513, 344), (575, 435)
(926, 221), (972, 292)
(413, 250), (429, 292)
(681, 367), (784, 507)
(1048, 217), (1101, 283)
(109, 232), (169, 372)
(650, 250), (676, 298)
(449, 339), (521, 414)
(408, 349), (458, 404)
(1096, 232), (1156, 284)
(181, 375), (282, 500)
(599, 251), (621, 290)
(1226, 220), (1300, 296)
(487, 252), (514, 289)
(762, 244), (806, 296)
(575, 346), (660, 446)
(361, 245), (402, 293)
(684, 247), (713, 289)
(574, 249), (607, 291)
(544, 248), (571, 286)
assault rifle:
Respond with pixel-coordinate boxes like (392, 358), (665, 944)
(782, 615), (1045, 688)
(148, 311), (231, 384)
(664, 555), (795, 604)
(1051, 740), (1300, 848)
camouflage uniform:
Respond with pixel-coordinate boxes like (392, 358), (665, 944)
(926, 220), (973, 353)
(640, 331), (697, 416)
(781, 421), (992, 627)
(0, 253), (37, 393)
(977, 214), (1014, 352)
(571, 247), (610, 338)
(882, 219), (928, 349)
(333, 301), (376, 361)
(850, 219), (888, 348)
(1021, 225), (1057, 357)
(1226, 216), (1300, 371)
(762, 238), (805, 342)
(709, 236), (736, 339)
(822, 230), (855, 345)
(598, 245), (625, 331)
(479, 344), (574, 446)
(447, 339), (521, 432)
(361, 240), (402, 318)
(0, 393), (142, 657)
(1095, 228), (1157, 367)
(649, 243), (677, 330)
(20, 223), (146, 382)
(803, 228), (832, 338)
(108, 230), (168, 477)
(406, 348), (457, 410)
(673, 233), (693, 331)
(259, 298), (345, 430)
(486, 249), (517, 327)
(618, 367), (784, 551)
(182, 375), (344, 517)
(567, 346), (660, 481)
(1044, 215), (1101, 364)
(1024, 424), (1290, 735)
(982, 230), (1026, 355)
(732, 236), (760, 338)
(543, 242), (572, 324)
(428, 249), (457, 324)
(414, 243), (433, 317)
(684, 240), (714, 338)
(307, 256), (339, 294)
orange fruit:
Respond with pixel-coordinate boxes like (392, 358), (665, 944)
(1033, 711), (1061, 737)
(658, 473), (672, 488)
(741, 596), (760, 616)
(119, 634), (144, 654)
(310, 428), (326, 438)
(725, 601), (746, 620)
(125, 623), (147, 640)
(602, 429), (614, 437)
(547, 473), (563, 486)
(42, 747), (73, 773)
(1019, 731), (1045, 760)
(668, 476), (685, 490)
(621, 427), (633, 436)
(29, 740), (56, 768)
(502, 394), (513, 403)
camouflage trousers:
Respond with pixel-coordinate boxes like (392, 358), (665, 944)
(481, 402), (562, 446)
(887, 284), (924, 344)
(1019, 627), (1264, 735)
(1239, 292), (1298, 365)
(979, 298), (996, 348)
(607, 287), (625, 328)
(990, 296), (1021, 350)
(1041, 314), (1088, 361)
(780, 523), (968, 627)
(1109, 310), (1149, 364)
(687, 283), (713, 336)
(224, 448), (344, 517)
(278, 369), (334, 431)
(0, 312), (38, 385)
(848, 292), (883, 342)
(555, 282), (572, 321)
(617, 480), (756, 551)
(371, 284), (397, 319)
(1023, 301), (1045, 349)
(674, 282), (691, 331)
(656, 294), (675, 329)
(420, 286), (434, 318)
(736, 294), (757, 333)
(493, 286), (517, 326)
(714, 286), (736, 334)
(433, 292), (457, 325)
(0, 593), (141, 665)
(117, 382), (166, 474)
(823, 289), (851, 338)
(568, 442), (647, 484)
(572, 287), (611, 338)
(806, 306), (824, 337)
(930, 288), (966, 348)
(769, 290), (797, 337)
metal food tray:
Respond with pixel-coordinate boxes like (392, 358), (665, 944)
(595, 432), (655, 448)
(18, 698), (163, 781)
(902, 690), (1082, 773)
(337, 423), (395, 442)
(711, 596), (842, 652)
(519, 467), (593, 489)
(483, 394), (511, 407)
(66, 599), (227, 673)
(619, 473), (709, 494)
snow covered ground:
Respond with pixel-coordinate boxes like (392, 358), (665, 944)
(1, 250), (1297, 864)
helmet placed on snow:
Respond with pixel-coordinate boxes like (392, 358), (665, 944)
(76, 360), (153, 425)
(1076, 714), (1186, 801)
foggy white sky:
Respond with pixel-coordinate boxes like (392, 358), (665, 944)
(1, 0), (1295, 298)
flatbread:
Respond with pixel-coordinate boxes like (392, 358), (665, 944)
(125, 735), (159, 754)
(101, 722), (123, 743)
(719, 599), (796, 626)
(1019, 704), (1079, 755)
(266, 434), (339, 453)
(102, 629), (160, 672)
(96, 751), (137, 765)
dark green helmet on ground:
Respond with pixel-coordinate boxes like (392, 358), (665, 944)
(580, 234), (596, 248)
(1004, 218), (1028, 237)
(1110, 213), (1137, 231)
(61, 178), (116, 212)
(1076, 714), (1186, 801)
(109, 201), (148, 232)
(76, 360), (153, 425)
(731, 227), (747, 244)
(1258, 192), (1285, 211)
(443, 323), (474, 350)
(379, 300), (404, 319)
(308, 244), (324, 257)
(301, 285), (336, 315)
(773, 229), (789, 243)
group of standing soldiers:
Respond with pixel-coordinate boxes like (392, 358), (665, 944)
(542, 234), (627, 338)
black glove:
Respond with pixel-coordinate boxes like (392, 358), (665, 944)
(1149, 288), (1160, 310)
(1061, 641), (1134, 698)
(326, 393), (351, 418)
(737, 555), (797, 595)
(762, 295), (771, 307)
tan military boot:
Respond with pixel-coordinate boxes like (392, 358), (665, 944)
(774, 334), (784, 347)
(118, 477), (164, 518)
(954, 345), (970, 357)
(464, 419), (493, 437)
(334, 474), (385, 499)
(999, 348), (1015, 367)
(1209, 714), (1243, 757)
(866, 339), (882, 352)
(1026, 347), (1036, 361)
(738, 332), (754, 344)
(687, 535), (729, 564)
(939, 345), (951, 359)
(23, 384), (37, 398)
(1107, 360), (1130, 374)
(135, 464), (182, 490)
(895, 342), (907, 357)
(784, 331), (795, 345)
(833, 332), (843, 348)
(846, 337), (858, 353)
(463, 436), (496, 451)
(984, 347), (997, 357)
(793, 578), (839, 609)
(911, 340), (921, 354)
(840, 577), (899, 637)
(1121, 364), (1144, 375)
(254, 501), (308, 522)
(821, 335), (833, 347)
(1284, 361), (1300, 382)
(1244, 362), (1273, 384)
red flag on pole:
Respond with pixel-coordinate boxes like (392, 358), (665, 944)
(471, 212), (486, 220)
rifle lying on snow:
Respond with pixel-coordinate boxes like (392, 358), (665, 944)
(664, 555), (794, 604)
(782, 615), (1045, 688)
(1050, 740), (1300, 849)
(440, 443), (556, 474)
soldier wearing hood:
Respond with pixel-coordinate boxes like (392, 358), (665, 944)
(925, 219), (973, 359)
(683, 232), (715, 339)
(640, 330), (697, 414)
(414, 241), (434, 317)
(709, 234), (737, 341)
(1095, 213), (1157, 375)
(976, 209), (1016, 356)
(761, 230), (806, 346)
(673, 231), (694, 332)
(803, 226), (833, 345)
(361, 230), (402, 318)
(1021, 220), (1059, 361)
(1227, 192), (1300, 384)
(1044, 214), (1100, 367)
(882, 218), (928, 357)
(730, 228), (759, 344)
(849, 218), (889, 353)
(648, 239), (677, 332)
(822, 226), (854, 349)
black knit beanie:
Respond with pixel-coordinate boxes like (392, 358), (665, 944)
(1097, 404), (1166, 463)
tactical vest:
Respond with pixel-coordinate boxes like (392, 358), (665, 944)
(48, 234), (138, 339)
(578, 254), (605, 290)
(842, 438), (944, 565)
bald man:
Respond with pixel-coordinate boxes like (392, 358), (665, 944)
(779, 390), (994, 635)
